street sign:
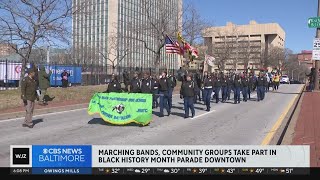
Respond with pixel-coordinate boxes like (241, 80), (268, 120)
(308, 17), (320, 28)
(312, 38), (320, 60)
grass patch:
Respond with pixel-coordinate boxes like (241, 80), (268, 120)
(0, 81), (182, 111)
(0, 85), (106, 111)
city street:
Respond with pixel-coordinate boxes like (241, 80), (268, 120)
(0, 84), (303, 166)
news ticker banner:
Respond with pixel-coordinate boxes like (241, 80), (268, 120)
(10, 145), (310, 175)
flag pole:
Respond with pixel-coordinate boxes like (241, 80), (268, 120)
(203, 54), (207, 78)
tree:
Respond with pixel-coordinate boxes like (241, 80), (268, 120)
(237, 38), (261, 72)
(180, 3), (212, 69)
(0, 0), (72, 82)
(125, 0), (181, 73)
(99, 35), (130, 74)
(210, 26), (241, 71)
(282, 50), (309, 81)
(261, 45), (285, 69)
(49, 48), (72, 65)
(181, 3), (212, 46)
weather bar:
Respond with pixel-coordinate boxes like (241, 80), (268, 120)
(90, 167), (310, 175)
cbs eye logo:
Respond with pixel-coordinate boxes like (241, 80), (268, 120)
(12, 148), (29, 165)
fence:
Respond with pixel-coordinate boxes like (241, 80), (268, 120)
(0, 59), (178, 90)
(0, 59), (25, 89)
(81, 65), (177, 86)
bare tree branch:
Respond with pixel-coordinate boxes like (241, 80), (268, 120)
(182, 2), (212, 45)
(0, 0), (72, 83)
(123, 0), (180, 72)
(99, 34), (131, 74)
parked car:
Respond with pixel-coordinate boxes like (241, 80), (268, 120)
(280, 75), (290, 84)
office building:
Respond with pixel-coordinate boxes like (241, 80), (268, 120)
(72, 0), (182, 73)
(203, 20), (286, 72)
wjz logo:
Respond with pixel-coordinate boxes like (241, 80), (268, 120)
(12, 148), (29, 165)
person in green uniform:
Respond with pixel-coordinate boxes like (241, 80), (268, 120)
(38, 65), (52, 105)
(21, 68), (38, 128)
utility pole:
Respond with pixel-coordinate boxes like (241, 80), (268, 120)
(315, 0), (320, 90)
(47, 46), (50, 65)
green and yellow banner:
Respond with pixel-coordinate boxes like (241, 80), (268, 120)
(88, 93), (152, 126)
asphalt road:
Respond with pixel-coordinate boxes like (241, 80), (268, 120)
(0, 84), (304, 166)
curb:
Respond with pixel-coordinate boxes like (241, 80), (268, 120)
(266, 85), (305, 145)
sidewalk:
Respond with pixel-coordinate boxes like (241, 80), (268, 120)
(291, 92), (320, 167)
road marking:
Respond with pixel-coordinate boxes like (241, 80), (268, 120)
(260, 86), (303, 145)
(0, 108), (88, 123)
(191, 110), (217, 119)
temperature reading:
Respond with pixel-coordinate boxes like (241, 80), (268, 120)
(256, 169), (264, 174)
(141, 168), (150, 174)
(227, 168), (235, 174)
(112, 168), (120, 174)
(199, 168), (207, 174)
(286, 168), (293, 174)
(171, 168), (180, 174)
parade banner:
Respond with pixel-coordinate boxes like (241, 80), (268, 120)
(88, 93), (152, 126)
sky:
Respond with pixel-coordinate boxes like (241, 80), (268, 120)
(184, 0), (318, 53)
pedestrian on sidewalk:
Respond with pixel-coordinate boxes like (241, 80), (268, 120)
(61, 70), (70, 88)
(38, 65), (52, 105)
(306, 68), (316, 92)
(21, 68), (38, 128)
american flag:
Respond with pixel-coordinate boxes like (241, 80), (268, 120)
(165, 35), (181, 54)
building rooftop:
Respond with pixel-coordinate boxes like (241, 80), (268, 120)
(299, 50), (312, 54)
(203, 20), (286, 39)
